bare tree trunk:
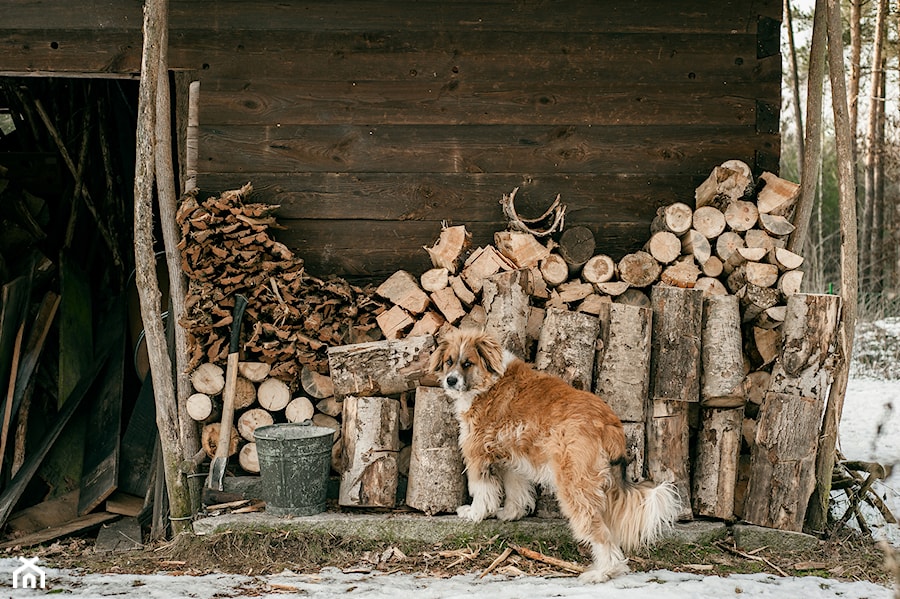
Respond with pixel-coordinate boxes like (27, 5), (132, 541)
(788, 0), (828, 255)
(153, 0), (200, 517)
(784, 0), (805, 174)
(134, 0), (192, 534)
(867, 63), (886, 300)
(806, 0), (859, 533)
(848, 0), (862, 163)
(861, 0), (888, 292)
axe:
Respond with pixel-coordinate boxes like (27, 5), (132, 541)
(205, 293), (248, 496)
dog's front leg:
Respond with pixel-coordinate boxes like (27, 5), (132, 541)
(458, 462), (502, 522)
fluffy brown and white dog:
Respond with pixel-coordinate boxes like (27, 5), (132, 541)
(430, 327), (680, 583)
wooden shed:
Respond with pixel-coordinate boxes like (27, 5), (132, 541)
(1, 0), (782, 280)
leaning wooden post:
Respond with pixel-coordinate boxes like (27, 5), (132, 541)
(806, 0), (859, 533)
(406, 386), (466, 515)
(743, 293), (841, 531)
(152, 0), (200, 515)
(648, 285), (703, 521)
(134, 0), (192, 533)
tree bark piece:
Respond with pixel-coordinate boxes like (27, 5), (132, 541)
(257, 378), (290, 412)
(328, 335), (436, 399)
(406, 386), (466, 515)
(483, 268), (532, 358)
(494, 231), (551, 268)
(500, 187), (567, 237)
(581, 254), (616, 284)
(736, 283), (781, 323)
(618, 251), (661, 288)
(339, 396), (400, 508)
(191, 363), (225, 395)
(376, 270), (431, 315)
(534, 308), (600, 391)
(701, 295), (745, 406)
(594, 303), (652, 422)
(692, 406), (744, 519)
(651, 202), (693, 235)
(285, 396), (315, 423)
(743, 293), (841, 531)
(692, 206), (727, 239)
(237, 408), (274, 442)
(645, 231), (681, 264)
(424, 224), (470, 273)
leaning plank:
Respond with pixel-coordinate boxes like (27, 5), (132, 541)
(0, 511), (118, 550)
(328, 335), (435, 399)
(534, 308), (600, 391)
(9, 291), (60, 416)
(692, 406), (744, 519)
(0, 341), (116, 527)
(743, 293), (841, 532)
(5, 489), (79, 539)
(482, 268), (532, 358)
(594, 303), (652, 422)
(78, 307), (127, 516)
(339, 396), (400, 508)
(406, 386), (466, 516)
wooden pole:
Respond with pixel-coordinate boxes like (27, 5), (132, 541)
(133, 0), (192, 534)
(788, 0), (827, 255)
(806, 0), (859, 533)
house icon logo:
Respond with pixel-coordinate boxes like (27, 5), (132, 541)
(12, 556), (46, 589)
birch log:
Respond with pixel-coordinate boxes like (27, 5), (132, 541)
(328, 335), (435, 399)
(534, 308), (600, 391)
(700, 294), (745, 407)
(406, 386), (467, 515)
(692, 406), (743, 519)
(594, 303), (652, 422)
(649, 286), (703, 404)
(742, 293), (841, 531)
(482, 268), (533, 358)
(339, 396), (400, 507)
(646, 399), (692, 520)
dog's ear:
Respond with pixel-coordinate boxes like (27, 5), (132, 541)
(475, 334), (505, 376)
(428, 341), (446, 373)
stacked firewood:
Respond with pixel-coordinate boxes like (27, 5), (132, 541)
(177, 183), (386, 473)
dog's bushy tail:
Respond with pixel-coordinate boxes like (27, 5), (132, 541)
(606, 479), (680, 552)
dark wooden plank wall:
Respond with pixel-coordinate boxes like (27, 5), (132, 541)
(1, 0), (782, 279)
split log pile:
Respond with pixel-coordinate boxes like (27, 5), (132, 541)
(355, 161), (838, 527)
(177, 183), (387, 474)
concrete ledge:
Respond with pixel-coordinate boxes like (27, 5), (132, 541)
(192, 511), (718, 547)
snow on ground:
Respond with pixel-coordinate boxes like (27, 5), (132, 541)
(1, 319), (898, 598)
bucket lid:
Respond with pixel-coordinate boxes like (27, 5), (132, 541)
(253, 421), (336, 442)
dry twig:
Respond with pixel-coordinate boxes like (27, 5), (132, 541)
(509, 543), (585, 574)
